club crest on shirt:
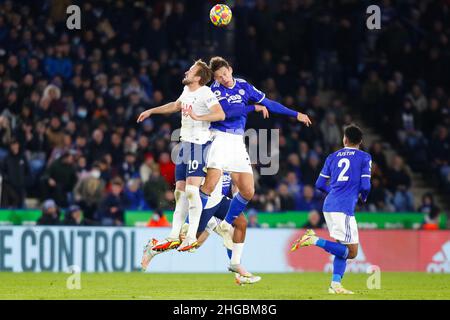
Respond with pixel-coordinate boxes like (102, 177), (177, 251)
(181, 103), (192, 117)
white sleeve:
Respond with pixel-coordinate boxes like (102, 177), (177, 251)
(202, 87), (220, 109)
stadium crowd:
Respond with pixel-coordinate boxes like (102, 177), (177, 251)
(0, 0), (448, 226)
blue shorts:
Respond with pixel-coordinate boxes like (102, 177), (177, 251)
(175, 141), (211, 181)
(197, 196), (231, 234)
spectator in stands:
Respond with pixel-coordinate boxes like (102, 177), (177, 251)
(370, 142), (388, 172)
(143, 167), (170, 209)
(37, 199), (60, 225)
(158, 152), (175, 186)
(429, 126), (450, 190)
(247, 209), (261, 228)
(139, 153), (156, 183)
(387, 155), (414, 212)
(63, 205), (85, 226)
(319, 112), (341, 153)
(302, 210), (325, 229)
(285, 171), (302, 201)
(40, 151), (77, 208)
(421, 206), (441, 230)
(366, 177), (395, 212)
(120, 152), (139, 181)
(146, 208), (170, 227)
(296, 185), (321, 211)
(73, 163), (105, 225)
(0, 139), (30, 208)
(301, 153), (322, 186)
(263, 190), (281, 212)
(0, 116), (12, 161)
(418, 193), (440, 217)
(278, 183), (295, 211)
(97, 177), (128, 226)
(124, 178), (150, 210)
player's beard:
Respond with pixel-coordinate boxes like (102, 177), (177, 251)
(182, 78), (192, 85)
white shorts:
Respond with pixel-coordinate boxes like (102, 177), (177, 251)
(206, 131), (253, 174)
(323, 212), (359, 244)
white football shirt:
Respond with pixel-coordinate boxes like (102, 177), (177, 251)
(178, 85), (219, 144)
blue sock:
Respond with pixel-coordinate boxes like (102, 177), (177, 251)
(332, 256), (347, 283)
(226, 249), (232, 260)
(224, 193), (249, 225)
(316, 238), (349, 259)
(200, 190), (209, 209)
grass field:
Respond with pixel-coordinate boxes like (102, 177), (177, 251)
(0, 272), (449, 300)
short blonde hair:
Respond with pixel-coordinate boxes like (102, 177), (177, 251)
(194, 59), (213, 86)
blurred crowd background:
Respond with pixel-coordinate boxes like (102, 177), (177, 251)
(0, 0), (448, 227)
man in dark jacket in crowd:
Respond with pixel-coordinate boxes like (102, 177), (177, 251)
(63, 204), (86, 226)
(1, 140), (30, 208)
(97, 177), (128, 226)
(37, 199), (60, 225)
(40, 151), (77, 207)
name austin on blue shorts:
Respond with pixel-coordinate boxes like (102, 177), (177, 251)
(175, 141), (211, 181)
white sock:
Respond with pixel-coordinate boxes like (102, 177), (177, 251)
(205, 217), (219, 234)
(231, 243), (244, 265)
(185, 185), (202, 240)
(168, 190), (188, 239)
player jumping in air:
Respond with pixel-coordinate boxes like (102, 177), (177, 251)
(137, 60), (268, 253)
(141, 172), (261, 285)
(188, 56), (312, 280)
(137, 60), (225, 252)
(291, 125), (372, 294)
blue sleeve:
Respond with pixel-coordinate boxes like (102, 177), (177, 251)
(260, 98), (298, 118)
(315, 175), (330, 194)
(245, 82), (266, 103)
(223, 104), (255, 118)
(320, 155), (332, 178)
(359, 154), (372, 202)
(315, 156), (332, 194)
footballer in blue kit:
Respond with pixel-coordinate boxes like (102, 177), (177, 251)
(291, 125), (372, 294)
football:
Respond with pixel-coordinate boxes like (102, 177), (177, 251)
(210, 4), (232, 27)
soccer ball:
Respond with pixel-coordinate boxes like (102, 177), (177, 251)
(210, 4), (232, 27)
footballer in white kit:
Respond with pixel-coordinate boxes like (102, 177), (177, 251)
(137, 60), (225, 252)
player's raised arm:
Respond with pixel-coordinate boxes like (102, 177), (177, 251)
(136, 101), (182, 123)
(260, 97), (311, 126)
(186, 103), (225, 122)
(244, 81), (311, 126)
(222, 103), (269, 119)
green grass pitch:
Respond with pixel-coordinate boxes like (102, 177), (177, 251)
(0, 272), (449, 300)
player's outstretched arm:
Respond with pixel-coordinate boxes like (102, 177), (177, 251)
(187, 103), (226, 122)
(137, 101), (182, 123)
(224, 104), (269, 119)
(260, 98), (312, 126)
(251, 105), (269, 118)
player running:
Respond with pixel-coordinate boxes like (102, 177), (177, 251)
(137, 60), (225, 252)
(291, 125), (372, 294)
(187, 56), (312, 279)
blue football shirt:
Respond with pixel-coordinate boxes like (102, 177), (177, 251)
(319, 147), (372, 216)
(210, 78), (265, 134)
